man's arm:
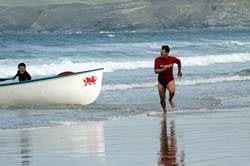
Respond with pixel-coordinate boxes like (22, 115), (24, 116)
(12, 71), (19, 80)
(174, 57), (182, 78)
(26, 72), (32, 80)
(154, 68), (166, 74)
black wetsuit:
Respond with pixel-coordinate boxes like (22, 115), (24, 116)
(15, 71), (31, 82)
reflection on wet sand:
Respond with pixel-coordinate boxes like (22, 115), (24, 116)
(19, 130), (32, 166)
(158, 115), (185, 166)
(80, 122), (105, 157)
(16, 122), (105, 165)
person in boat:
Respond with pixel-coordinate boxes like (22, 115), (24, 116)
(12, 63), (32, 82)
(154, 45), (182, 114)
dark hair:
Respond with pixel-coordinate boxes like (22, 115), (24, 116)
(161, 45), (170, 53)
(18, 63), (26, 68)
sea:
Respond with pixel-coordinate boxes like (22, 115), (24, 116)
(0, 28), (250, 130)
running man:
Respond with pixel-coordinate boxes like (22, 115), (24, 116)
(154, 45), (182, 113)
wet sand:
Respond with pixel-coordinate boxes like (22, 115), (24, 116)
(0, 108), (250, 166)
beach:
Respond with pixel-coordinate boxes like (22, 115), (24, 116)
(1, 29), (250, 165)
(1, 108), (250, 166)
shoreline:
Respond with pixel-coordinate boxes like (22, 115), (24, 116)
(1, 107), (250, 165)
(1, 106), (249, 131)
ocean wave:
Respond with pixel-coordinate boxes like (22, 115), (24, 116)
(226, 40), (246, 47)
(177, 75), (250, 85)
(103, 82), (155, 91)
(2, 39), (250, 60)
(0, 53), (250, 77)
(202, 40), (250, 48)
(238, 68), (250, 75)
(102, 75), (250, 91)
(99, 31), (114, 34)
(0, 60), (151, 77)
(183, 52), (250, 66)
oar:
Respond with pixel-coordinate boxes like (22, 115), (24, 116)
(0, 78), (13, 81)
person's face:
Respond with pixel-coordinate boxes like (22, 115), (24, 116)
(160, 49), (169, 57)
(18, 66), (26, 74)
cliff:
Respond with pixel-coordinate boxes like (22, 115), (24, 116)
(0, 0), (249, 32)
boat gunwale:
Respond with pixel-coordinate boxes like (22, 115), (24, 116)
(0, 68), (104, 87)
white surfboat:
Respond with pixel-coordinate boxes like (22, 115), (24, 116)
(0, 68), (104, 106)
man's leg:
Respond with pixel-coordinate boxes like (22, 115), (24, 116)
(158, 82), (167, 113)
(167, 80), (176, 108)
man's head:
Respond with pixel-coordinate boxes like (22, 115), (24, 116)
(18, 63), (26, 74)
(161, 45), (170, 57)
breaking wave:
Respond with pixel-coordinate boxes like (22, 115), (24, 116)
(102, 75), (250, 91)
(0, 53), (250, 77)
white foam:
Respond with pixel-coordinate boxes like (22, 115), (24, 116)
(228, 41), (246, 46)
(145, 107), (246, 116)
(102, 82), (156, 91)
(0, 60), (152, 77)
(183, 53), (250, 66)
(50, 121), (81, 126)
(1, 53), (250, 77)
(108, 34), (115, 37)
(99, 31), (114, 34)
(177, 75), (250, 85)
(102, 75), (250, 91)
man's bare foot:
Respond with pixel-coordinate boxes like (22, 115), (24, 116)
(168, 99), (175, 108)
(162, 108), (167, 115)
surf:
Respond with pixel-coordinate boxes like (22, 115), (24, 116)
(102, 75), (250, 91)
(1, 52), (250, 77)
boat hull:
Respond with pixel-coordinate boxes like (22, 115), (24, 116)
(0, 68), (103, 106)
